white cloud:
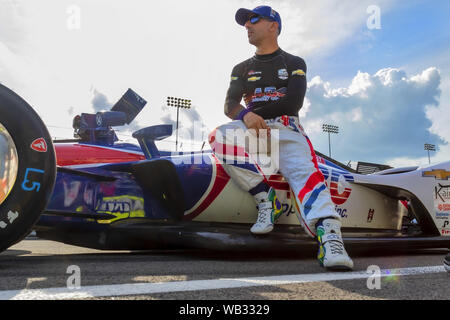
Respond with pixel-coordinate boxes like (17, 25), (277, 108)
(303, 67), (447, 165)
(275, 0), (395, 58)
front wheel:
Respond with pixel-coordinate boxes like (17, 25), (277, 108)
(0, 84), (56, 252)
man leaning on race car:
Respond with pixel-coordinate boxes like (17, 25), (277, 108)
(208, 6), (354, 271)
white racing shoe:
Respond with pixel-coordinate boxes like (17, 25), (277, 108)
(250, 201), (274, 234)
(316, 218), (354, 271)
(250, 188), (283, 235)
(445, 253), (450, 273)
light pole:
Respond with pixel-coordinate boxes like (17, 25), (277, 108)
(424, 143), (436, 164)
(322, 124), (339, 158)
(167, 97), (191, 152)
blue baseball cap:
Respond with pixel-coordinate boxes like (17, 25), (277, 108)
(235, 6), (282, 34)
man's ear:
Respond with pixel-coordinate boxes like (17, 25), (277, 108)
(271, 21), (280, 35)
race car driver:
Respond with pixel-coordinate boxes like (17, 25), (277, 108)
(208, 5), (354, 270)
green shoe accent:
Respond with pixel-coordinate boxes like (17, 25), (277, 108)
(316, 226), (326, 266)
(316, 226), (325, 242)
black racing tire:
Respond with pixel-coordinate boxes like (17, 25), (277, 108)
(0, 83), (56, 252)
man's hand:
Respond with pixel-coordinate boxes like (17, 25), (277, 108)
(243, 112), (270, 136)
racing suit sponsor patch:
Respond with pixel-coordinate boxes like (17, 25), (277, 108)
(249, 87), (286, 103)
(292, 69), (306, 76)
(247, 76), (261, 82)
(278, 69), (288, 80)
(248, 70), (262, 76)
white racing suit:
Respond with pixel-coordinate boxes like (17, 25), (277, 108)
(209, 115), (340, 237)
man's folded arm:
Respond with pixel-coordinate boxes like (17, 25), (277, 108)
(224, 65), (247, 120)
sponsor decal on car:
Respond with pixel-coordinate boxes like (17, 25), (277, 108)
(423, 169), (450, 180)
(31, 138), (47, 152)
(282, 203), (296, 217)
(61, 181), (82, 207)
(316, 156), (326, 165)
(317, 165), (354, 206)
(231, 76), (238, 81)
(436, 211), (450, 219)
(434, 183), (450, 220)
(367, 208), (375, 222)
(96, 195), (145, 223)
(335, 205), (348, 218)
(329, 173), (353, 205)
(435, 184), (450, 202)
(21, 168), (44, 192)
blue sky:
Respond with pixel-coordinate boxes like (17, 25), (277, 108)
(309, 1), (450, 83)
(0, 0), (449, 167)
(299, 0), (450, 166)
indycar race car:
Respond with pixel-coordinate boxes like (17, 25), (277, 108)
(0, 83), (449, 253)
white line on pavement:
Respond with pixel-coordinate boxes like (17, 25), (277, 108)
(0, 265), (445, 300)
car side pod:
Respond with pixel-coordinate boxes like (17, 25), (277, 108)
(0, 84), (56, 253)
(131, 159), (186, 221)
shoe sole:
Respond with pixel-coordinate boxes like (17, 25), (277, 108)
(250, 229), (274, 235)
(445, 261), (450, 273)
(250, 226), (274, 235)
(325, 265), (353, 272)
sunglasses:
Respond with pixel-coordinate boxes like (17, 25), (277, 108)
(248, 15), (272, 24)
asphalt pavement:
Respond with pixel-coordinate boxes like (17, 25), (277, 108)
(0, 238), (448, 300)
